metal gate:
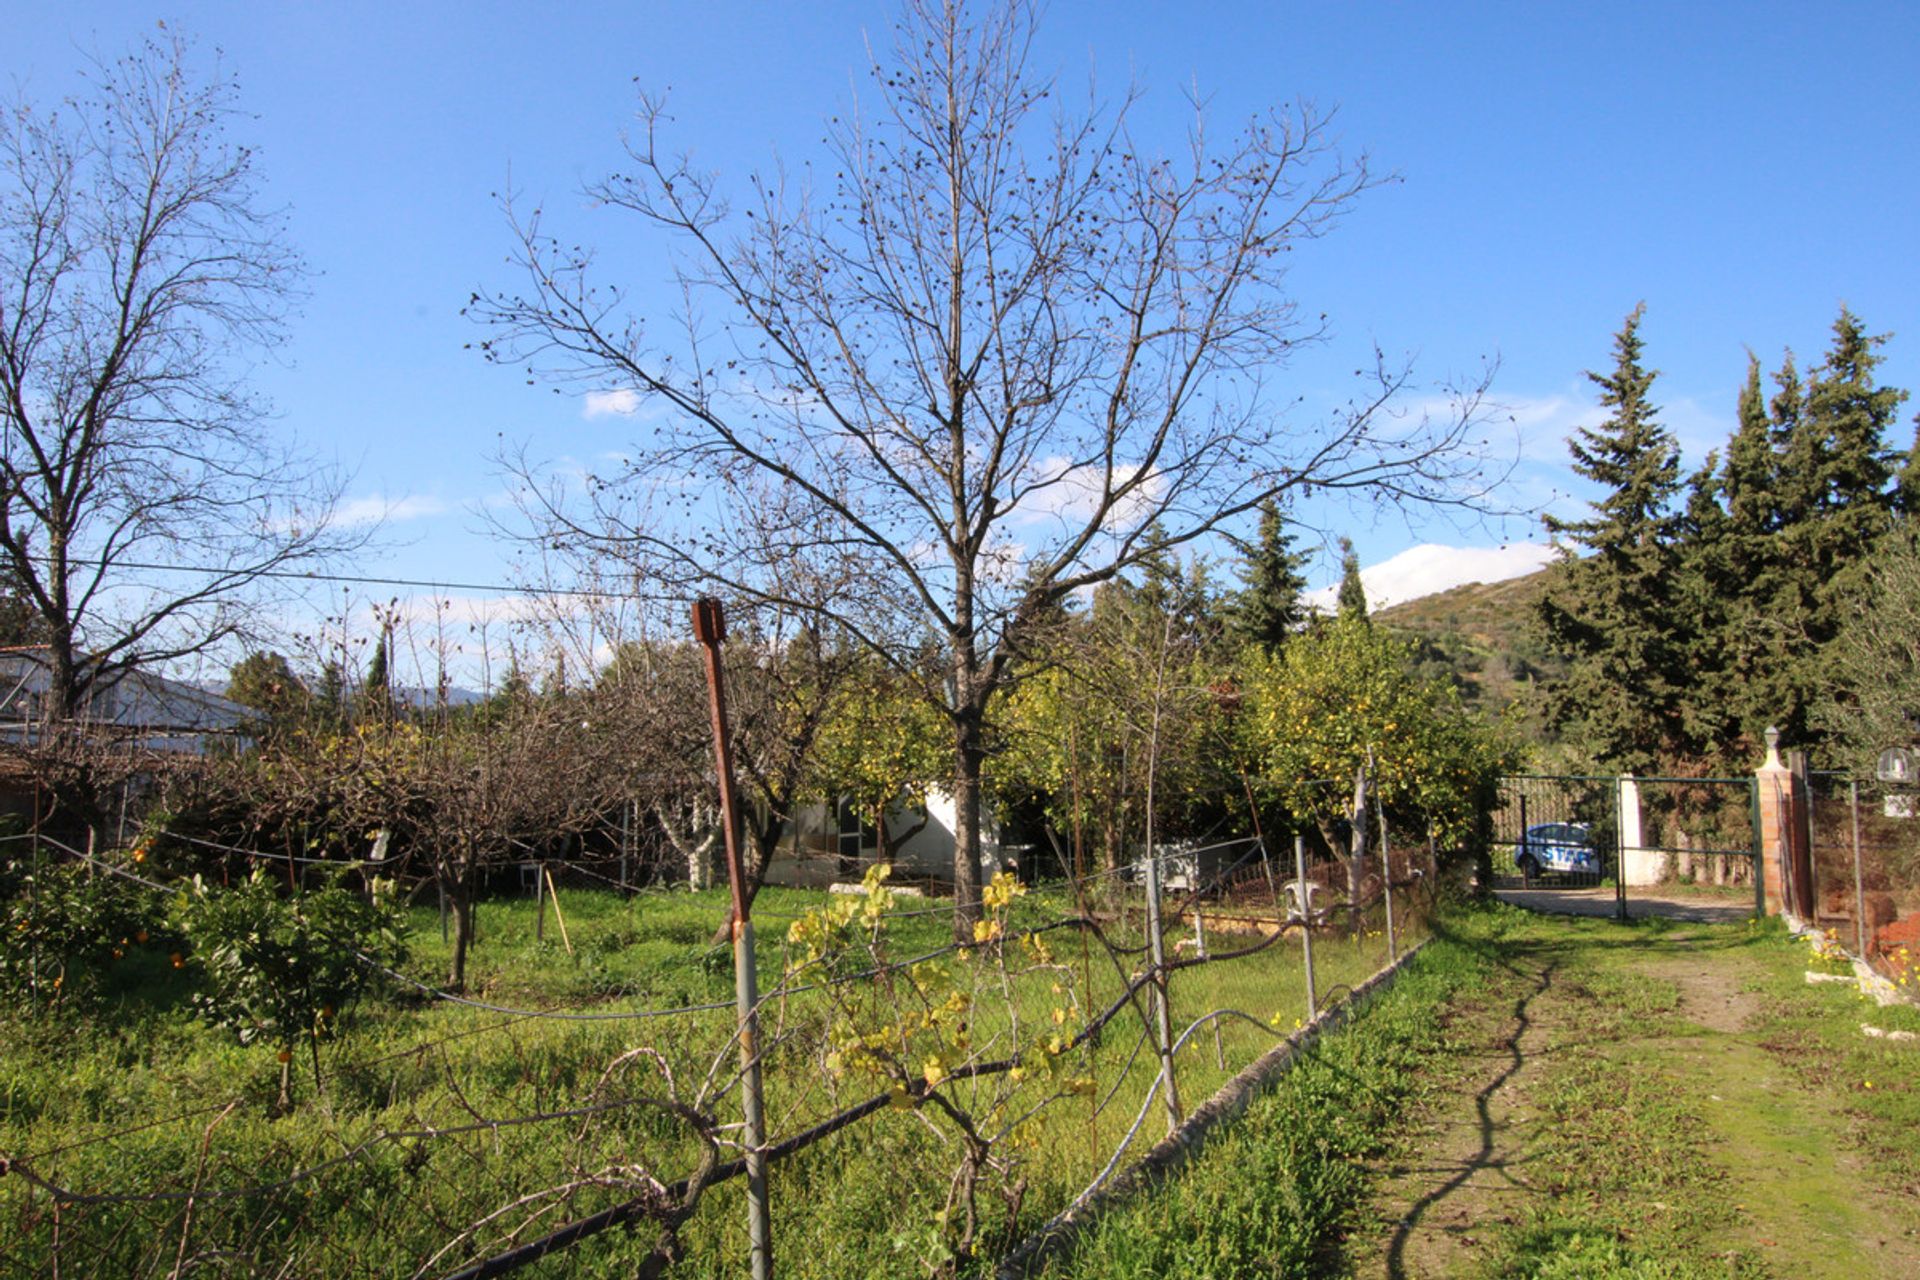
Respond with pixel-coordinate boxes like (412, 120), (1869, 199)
(1494, 775), (1618, 890)
(1494, 774), (1764, 919)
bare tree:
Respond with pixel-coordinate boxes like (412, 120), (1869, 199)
(472, 0), (1495, 938)
(0, 34), (356, 725)
(593, 606), (858, 924)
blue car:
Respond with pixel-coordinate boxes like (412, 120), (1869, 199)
(1514, 822), (1598, 881)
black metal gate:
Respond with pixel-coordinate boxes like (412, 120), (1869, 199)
(1494, 775), (1617, 889)
(1494, 774), (1763, 919)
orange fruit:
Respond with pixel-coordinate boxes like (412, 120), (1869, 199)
(276, 1049), (292, 1063)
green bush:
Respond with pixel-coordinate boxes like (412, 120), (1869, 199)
(179, 870), (408, 1096)
(1, 859), (171, 1008)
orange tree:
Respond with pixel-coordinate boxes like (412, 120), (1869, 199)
(810, 654), (948, 865)
(1238, 613), (1515, 894)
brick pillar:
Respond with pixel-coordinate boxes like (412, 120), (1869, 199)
(1754, 728), (1812, 920)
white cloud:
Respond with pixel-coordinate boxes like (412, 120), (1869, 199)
(1475, 390), (1591, 464)
(1305, 541), (1557, 613)
(582, 389), (642, 419)
(1487, 387), (1734, 471)
(1010, 455), (1166, 534)
(333, 493), (451, 528)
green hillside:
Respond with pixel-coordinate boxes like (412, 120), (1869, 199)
(1374, 566), (1563, 726)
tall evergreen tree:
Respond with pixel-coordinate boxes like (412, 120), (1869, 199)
(1674, 451), (1733, 754)
(316, 661), (346, 730)
(1539, 304), (1689, 773)
(360, 622), (395, 722)
(1231, 500), (1310, 655)
(1336, 537), (1369, 621)
(1704, 355), (1796, 759)
(1772, 310), (1908, 746)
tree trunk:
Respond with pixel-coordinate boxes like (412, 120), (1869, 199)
(448, 863), (475, 992)
(951, 708), (986, 941)
(657, 804), (717, 891)
(1347, 763), (1370, 938)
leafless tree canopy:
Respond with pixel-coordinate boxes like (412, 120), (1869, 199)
(0, 35), (357, 717)
(472, 0), (1496, 932)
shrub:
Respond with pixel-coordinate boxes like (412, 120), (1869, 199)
(179, 870), (408, 1105)
(1, 859), (170, 1008)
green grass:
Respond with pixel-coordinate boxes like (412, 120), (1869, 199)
(1031, 905), (1500, 1279)
(0, 879), (1428, 1278)
(1032, 905), (1920, 1280)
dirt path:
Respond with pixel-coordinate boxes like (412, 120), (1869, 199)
(1341, 914), (1920, 1279)
(1344, 936), (1559, 1277)
(1495, 884), (1755, 924)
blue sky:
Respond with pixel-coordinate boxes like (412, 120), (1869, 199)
(9, 1), (1919, 678)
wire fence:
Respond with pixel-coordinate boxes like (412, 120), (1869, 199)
(1, 819), (1444, 1278)
(1806, 773), (1920, 989)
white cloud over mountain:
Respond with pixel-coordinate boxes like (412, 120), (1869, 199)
(1305, 541), (1557, 613)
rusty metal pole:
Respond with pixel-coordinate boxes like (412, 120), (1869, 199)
(693, 598), (772, 1280)
(1850, 780), (1867, 959)
(1378, 799), (1397, 962)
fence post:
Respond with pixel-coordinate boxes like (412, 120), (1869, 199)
(1516, 791), (1529, 887)
(1191, 908), (1225, 1069)
(1142, 842), (1183, 1132)
(535, 860), (547, 942)
(693, 598), (773, 1280)
(1294, 833), (1317, 1019)
(1377, 798), (1397, 962)
(1851, 780), (1867, 958)
(1612, 780), (1628, 921)
(619, 799), (632, 894)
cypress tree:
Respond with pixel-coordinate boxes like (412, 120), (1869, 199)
(361, 622), (395, 722)
(1336, 537), (1368, 621)
(317, 661), (346, 729)
(1708, 356), (1799, 759)
(1674, 452), (1732, 755)
(1231, 499), (1310, 655)
(1773, 310), (1908, 746)
(1539, 304), (1689, 773)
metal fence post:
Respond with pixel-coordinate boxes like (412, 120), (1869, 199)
(620, 798), (632, 894)
(1191, 908), (1225, 1069)
(534, 860), (546, 942)
(1294, 834), (1317, 1019)
(1377, 800), (1397, 962)
(1850, 780), (1867, 958)
(1142, 841), (1183, 1132)
(693, 599), (773, 1280)
(1613, 779), (1628, 921)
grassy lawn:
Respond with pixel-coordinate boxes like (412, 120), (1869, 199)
(1, 877), (1423, 1278)
(1037, 902), (1920, 1280)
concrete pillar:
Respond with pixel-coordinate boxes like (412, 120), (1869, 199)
(1617, 774), (1661, 886)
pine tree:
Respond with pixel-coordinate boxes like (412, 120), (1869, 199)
(1539, 304), (1689, 773)
(316, 661), (346, 729)
(1231, 500), (1310, 655)
(1674, 452), (1732, 753)
(361, 623), (394, 722)
(1336, 537), (1368, 621)
(1772, 310), (1908, 746)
